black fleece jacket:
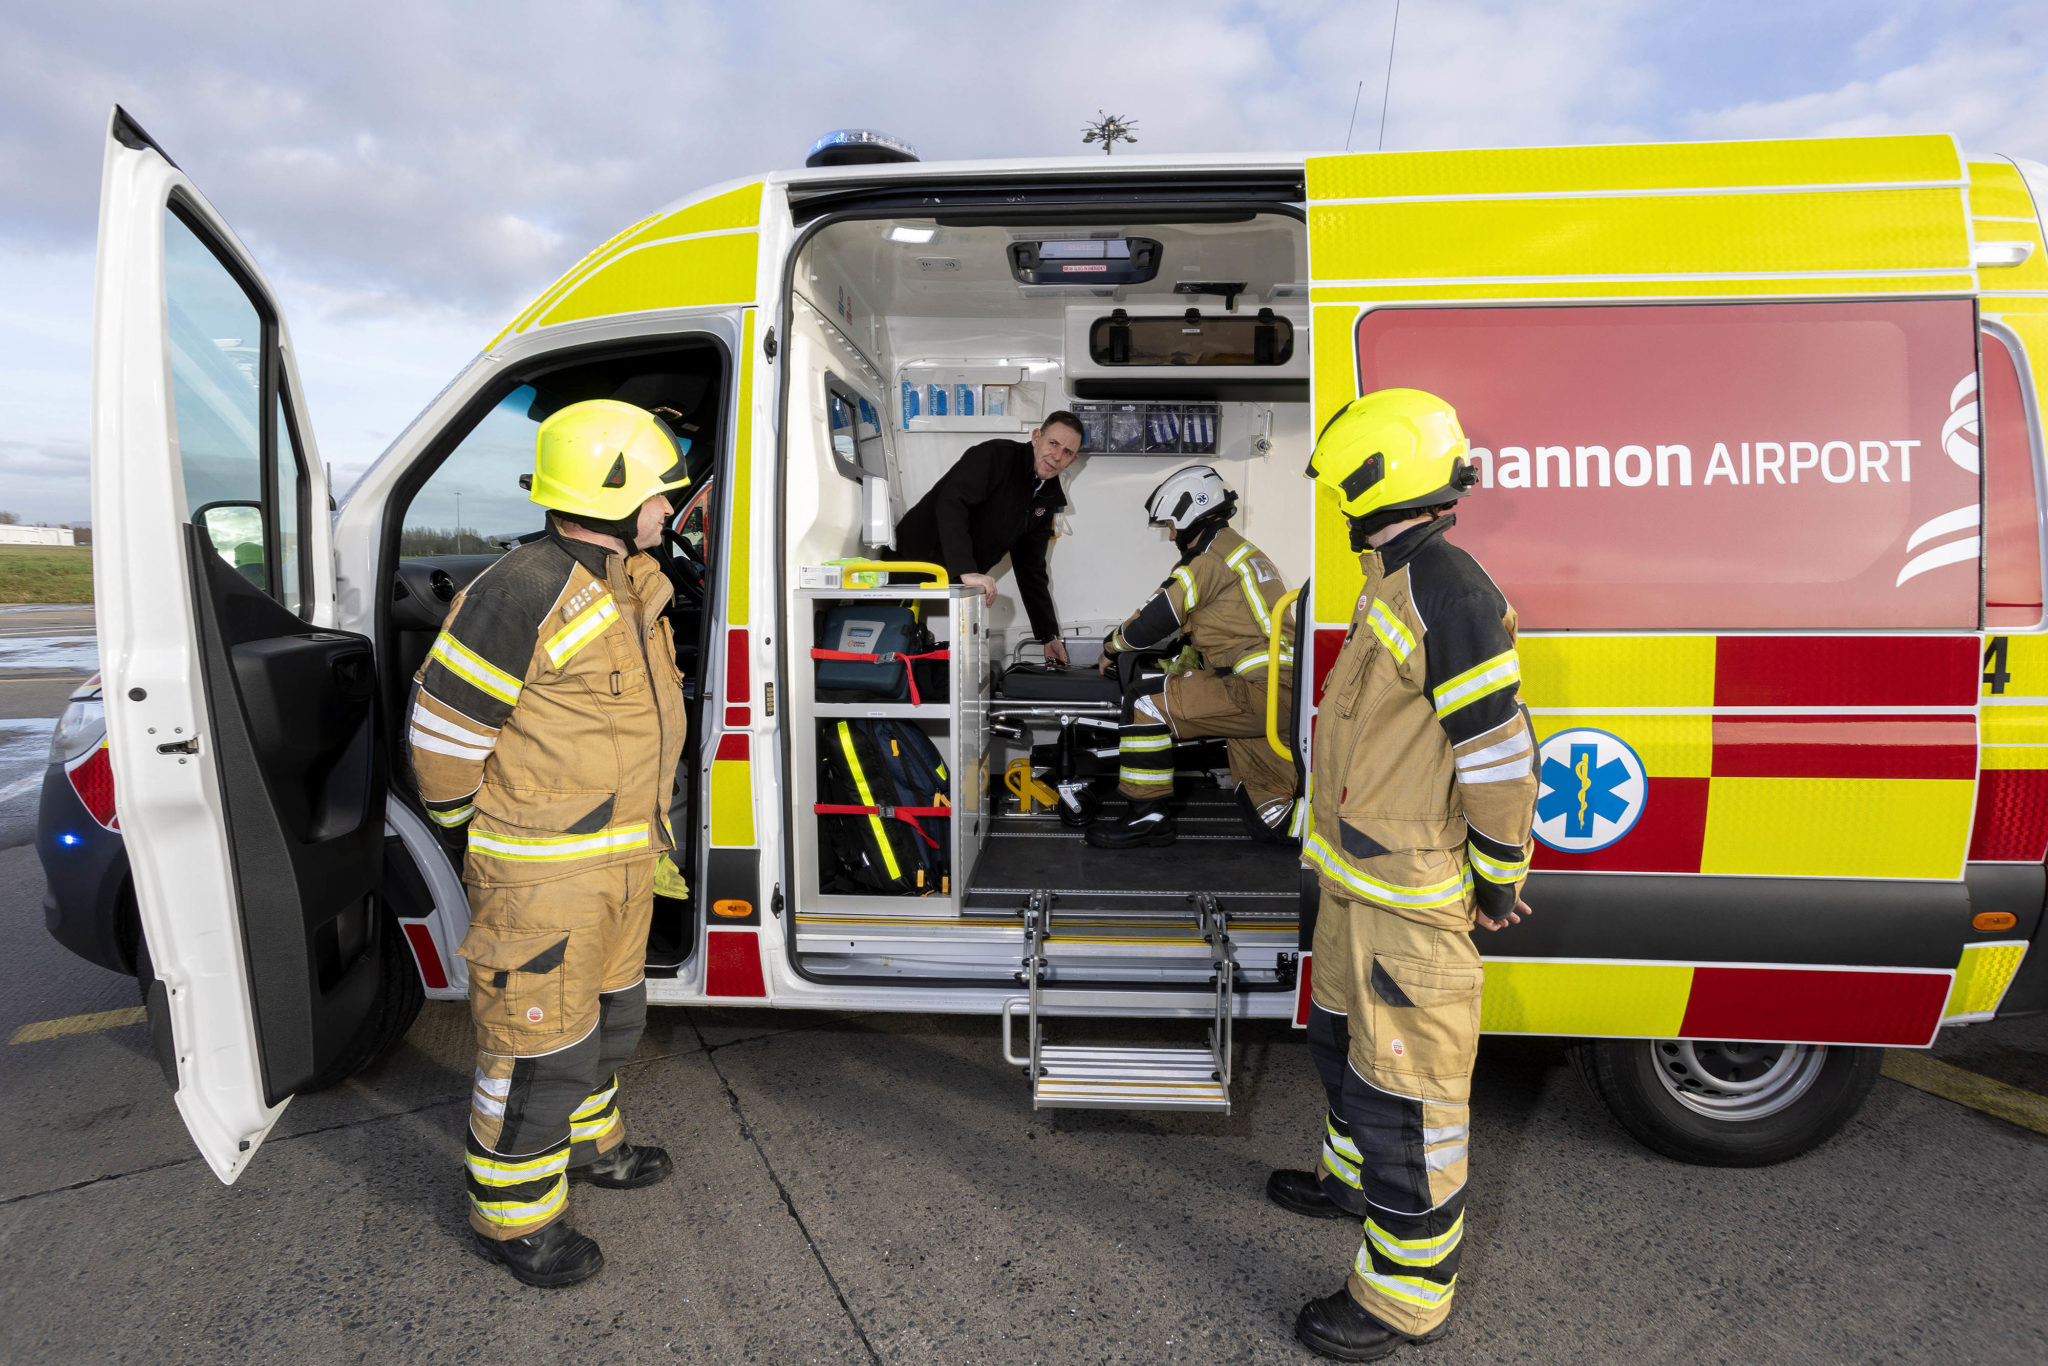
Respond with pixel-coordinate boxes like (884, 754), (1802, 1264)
(892, 439), (1066, 641)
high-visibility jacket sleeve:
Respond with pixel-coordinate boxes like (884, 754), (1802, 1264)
(1108, 573), (1189, 654)
(409, 584), (531, 831)
(1423, 595), (1537, 920)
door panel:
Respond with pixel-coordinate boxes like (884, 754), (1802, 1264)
(92, 107), (384, 1181)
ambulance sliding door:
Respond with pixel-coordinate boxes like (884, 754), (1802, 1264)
(1299, 136), (1993, 1049)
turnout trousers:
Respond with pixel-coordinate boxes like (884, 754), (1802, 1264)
(1114, 666), (1297, 827)
(458, 857), (656, 1240)
(1305, 886), (1484, 1337)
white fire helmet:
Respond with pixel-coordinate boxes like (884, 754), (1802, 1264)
(1144, 464), (1234, 531)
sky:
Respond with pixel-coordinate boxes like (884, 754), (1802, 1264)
(3, 0), (2047, 524)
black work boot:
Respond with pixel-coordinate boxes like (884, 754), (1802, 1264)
(1084, 795), (1176, 848)
(471, 1219), (604, 1288)
(1295, 1288), (1449, 1361)
(1266, 1168), (1352, 1220)
(569, 1141), (672, 1190)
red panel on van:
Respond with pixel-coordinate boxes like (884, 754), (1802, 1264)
(1529, 776), (1708, 873)
(1711, 635), (1979, 707)
(1710, 714), (1976, 780)
(1677, 966), (1949, 1046)
(1969, 768), (2048, 862)
(1355, 301), (1981, 630)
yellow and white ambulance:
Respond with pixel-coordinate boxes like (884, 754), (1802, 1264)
(91, 110), (2047, 1182)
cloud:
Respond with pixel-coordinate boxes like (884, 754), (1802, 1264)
(3, 1), (2046, 526)
(1685, 2), (2048, 161)
(0, 436), (91, 525)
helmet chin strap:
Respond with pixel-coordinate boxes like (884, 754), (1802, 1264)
(1171, 494), (1238, 563)
(1348, 505), (1443, 552)
(554, 508), (642, 546)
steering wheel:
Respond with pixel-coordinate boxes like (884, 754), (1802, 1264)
(660, 526), (707, 604)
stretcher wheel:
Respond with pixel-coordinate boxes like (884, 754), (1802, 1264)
(1568, 1037), (1881, 1167)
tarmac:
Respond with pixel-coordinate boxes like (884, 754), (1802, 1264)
(2, 605), (2044, 1363)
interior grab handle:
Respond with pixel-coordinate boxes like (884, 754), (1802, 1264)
(1265, 587), (1301, 760)
(838, 559), (952, 588)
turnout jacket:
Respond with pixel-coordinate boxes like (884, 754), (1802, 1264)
(1106, 525), (1294, 677)
(1305, 517), (1536, 923)
(408, 527), (687, 889)
(893, 438), (1065, 641)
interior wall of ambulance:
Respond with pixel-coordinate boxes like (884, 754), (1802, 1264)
(783, 265), (1313, 659)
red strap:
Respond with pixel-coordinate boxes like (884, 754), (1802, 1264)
(808, 647), (951, 705)
(814, 802), (951, 849)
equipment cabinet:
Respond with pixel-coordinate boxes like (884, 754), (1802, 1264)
(791, 584), (989, 916)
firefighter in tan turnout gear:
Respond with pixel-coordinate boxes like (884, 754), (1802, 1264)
(409, 399), (690, 1287)
(1086, 465), (1298, 848)
(1267, 390), (1537, 1361)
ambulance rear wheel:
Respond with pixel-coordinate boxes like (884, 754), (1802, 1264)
(1570, 1038), (1881, 1167)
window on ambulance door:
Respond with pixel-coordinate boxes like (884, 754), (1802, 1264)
(400, 385), (547, 558)
(165, 205), (309, 616)
(1982, 329), (2043, 630)
(1355, 300), (1985, 630)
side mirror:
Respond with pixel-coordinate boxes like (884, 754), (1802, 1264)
(193, 501), (266, 587)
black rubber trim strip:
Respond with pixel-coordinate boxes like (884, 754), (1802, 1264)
(786, 175), (1305, 226)
(110, 106), (178, 168)
(1498, 870), (1976, 969)
(1071, 378), (1310, 402)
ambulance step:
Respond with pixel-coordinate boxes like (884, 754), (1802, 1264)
(1032, 1045), (1230, 1111)
(1007, 890), (1237, 1115)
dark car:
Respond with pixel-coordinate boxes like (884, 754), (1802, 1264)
(37, 671), (423, 1088)
(36, 674), (134, 975)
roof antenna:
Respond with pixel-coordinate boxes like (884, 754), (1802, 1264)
(1343, 80), (1365, 152)
(1376, 0), (1402, 152)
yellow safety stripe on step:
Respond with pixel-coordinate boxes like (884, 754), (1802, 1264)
(837, 722), (901, 882)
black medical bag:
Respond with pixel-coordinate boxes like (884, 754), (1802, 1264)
(816, 719), (952, 895)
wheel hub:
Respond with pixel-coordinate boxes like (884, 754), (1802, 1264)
(1652, 1039), (1829, 1120)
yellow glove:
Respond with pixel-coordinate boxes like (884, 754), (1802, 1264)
(653, 854), (690, 901)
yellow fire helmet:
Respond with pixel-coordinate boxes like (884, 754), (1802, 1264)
(1305, 387), (1474, 520)
(526, 399), (691, 522)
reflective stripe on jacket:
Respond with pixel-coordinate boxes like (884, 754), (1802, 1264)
(1108, 525), (1295, 677)
(408, 527), (687, 888)
(1308, 517), (1536, 922)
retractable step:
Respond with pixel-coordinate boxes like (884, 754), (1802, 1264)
(1034, 1045), (1228, 1110)
(1003, 892), (1237, 1113)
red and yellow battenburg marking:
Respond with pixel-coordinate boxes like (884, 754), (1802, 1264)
(1480, 958), (1953, 1046)
(1510, 634), (1980, 880)
(1976, 632), (2048, 861)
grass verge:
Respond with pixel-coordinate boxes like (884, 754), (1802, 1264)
(0, 545), (94, 604)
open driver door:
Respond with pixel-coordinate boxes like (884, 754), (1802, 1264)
(91, 107), (389, 1182)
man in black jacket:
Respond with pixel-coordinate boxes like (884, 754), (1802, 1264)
(891, 412), (1081, 663)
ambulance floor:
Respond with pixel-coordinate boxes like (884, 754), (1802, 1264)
(965, 783), (1300, 919)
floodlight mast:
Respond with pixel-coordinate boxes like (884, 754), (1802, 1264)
(1081, 111), (1138, 155)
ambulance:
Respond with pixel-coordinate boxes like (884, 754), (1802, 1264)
(90, 108), (2048, 1185)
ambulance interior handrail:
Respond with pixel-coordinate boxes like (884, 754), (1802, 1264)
(838, 559), (952, 588)
(1265, 587), (1301, 760)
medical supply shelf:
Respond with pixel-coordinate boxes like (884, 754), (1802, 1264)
(792, 584), (990, 917)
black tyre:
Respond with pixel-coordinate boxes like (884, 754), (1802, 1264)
(137, 913), (425, 1094)
(1570, 1038), (1882, 1167)
(303, 914), (426, 1091)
